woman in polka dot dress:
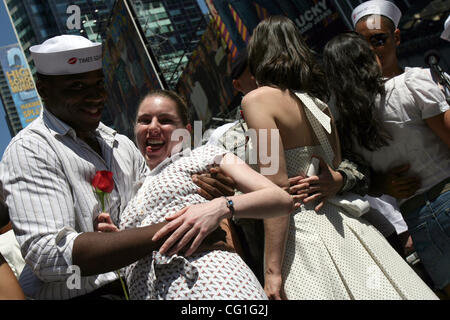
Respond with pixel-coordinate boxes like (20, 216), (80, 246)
(119, 90), (293, 300)
(242, 16), (438, 300)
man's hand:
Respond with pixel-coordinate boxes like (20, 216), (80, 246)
(94, 212), (119, 233)
(373, 164), (421, 199)
(290, 156), (343, 211)
(193, 166), (236, 200)
(398, 231), (415, 256)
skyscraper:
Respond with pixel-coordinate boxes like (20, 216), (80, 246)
(130, 0), (208, 88)
(4, 0), (115, 74)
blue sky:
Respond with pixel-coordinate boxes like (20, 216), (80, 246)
(0, 1), (16, 158)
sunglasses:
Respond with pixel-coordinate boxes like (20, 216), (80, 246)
(368, 33), (390, 47)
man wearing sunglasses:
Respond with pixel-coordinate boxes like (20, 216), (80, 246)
(352, 0), (403, 79)
(350, 1), (450, 298)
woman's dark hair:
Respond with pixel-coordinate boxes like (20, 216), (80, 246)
(323, 32), (391, 152)
(137, 89), (190, 126)
(247, 15), (328, 101)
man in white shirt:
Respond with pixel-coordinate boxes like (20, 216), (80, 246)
(0, 35), (230, 299)
(351, 1), (450, 296)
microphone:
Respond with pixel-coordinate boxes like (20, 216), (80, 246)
(424, 50), (450, 104)
(424, 50), (440, 67)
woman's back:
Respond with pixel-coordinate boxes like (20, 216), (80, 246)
(243, 85), (342, 171)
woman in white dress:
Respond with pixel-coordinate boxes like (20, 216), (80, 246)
(119, 89), (293, 299)
(241, 15), (437, 300)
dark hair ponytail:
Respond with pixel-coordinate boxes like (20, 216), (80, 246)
(248, 15), (328, 102)
(323, 32), (391, 153)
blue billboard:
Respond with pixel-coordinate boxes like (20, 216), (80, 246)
(0, 44), (41, 127)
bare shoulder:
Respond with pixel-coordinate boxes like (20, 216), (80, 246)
(242, 86), (289, 110)
(243, 86), (283, 101)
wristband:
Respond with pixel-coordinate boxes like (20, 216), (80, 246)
(223, 196), (235, 217)
(337, 169), (348, 194)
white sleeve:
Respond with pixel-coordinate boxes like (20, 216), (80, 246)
(200, 144), (231, 167)
(0, 137), (80, 283)
(207, 122), (237, 146)
(404, 68), (450, 119)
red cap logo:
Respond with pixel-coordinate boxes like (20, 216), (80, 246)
(67, 57), (77, 64)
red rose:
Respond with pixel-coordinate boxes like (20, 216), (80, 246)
(92, 170), (114, 193)
(92, 171), (114, 211)
(90, 170), (128, 299)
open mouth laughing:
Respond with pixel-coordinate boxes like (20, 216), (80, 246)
(146, 139), (165, 153)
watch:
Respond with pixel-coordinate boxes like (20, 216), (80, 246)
(223, 196), (235, 217)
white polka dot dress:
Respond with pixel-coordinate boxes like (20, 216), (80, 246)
(281, 93), (438, 300)
(120, 144), (267, 300)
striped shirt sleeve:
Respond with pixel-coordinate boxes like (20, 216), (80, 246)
(1, 135), (79, 282)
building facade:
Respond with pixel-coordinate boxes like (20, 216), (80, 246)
(130, 0), (208, 88)
(0, 62), (21, 136)
(4, 0), (115, 74)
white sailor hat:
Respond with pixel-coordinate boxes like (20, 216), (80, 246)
(30, 35), (102, 75)
(441, 15), (450, 42)
(351, 1), (402, 28)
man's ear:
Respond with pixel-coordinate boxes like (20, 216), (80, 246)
(186, 123), (192, 133)
(232, 79), (242, 92)
(393, 28), (401, 46)
(36, 80), (49, 101)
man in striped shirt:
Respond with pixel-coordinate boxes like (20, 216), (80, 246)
(0, 35), (232, 299)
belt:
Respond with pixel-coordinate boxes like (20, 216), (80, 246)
(400, 177), (450, 216)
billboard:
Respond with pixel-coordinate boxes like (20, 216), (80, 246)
(176, 21), (235, 125)
(175, 0), (347, 128)
(103, 0), (165, 138)
(0, 44), (42, 128)
(207, 0), (347, 53)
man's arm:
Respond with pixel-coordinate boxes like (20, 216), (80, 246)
(424, 110), (450, 148)
(72, 222), (168, 276)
